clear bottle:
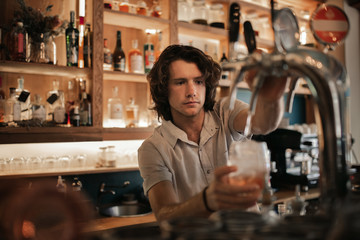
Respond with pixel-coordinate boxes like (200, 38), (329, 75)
(16, 76), (31, 121)
(144, 33), (154, 73)
(53, 90), (66, 124)
(5, 87), (21, 122)
(0, 76), (5, 123)
(46, 79), (61, 122)
(209, 3), (225, 29)
(107, 86), (124, 127)
(103, 38), (112, 70)
(31, 94), (46, 123)
(136, 1), (147, 16)
(45, 35), (56, 65)
(113, 30), (126, 72)
(191, 0), (209, 25)
(178, 0), (191, 22)
(84, 23), (92, 68)
(128, 39), (143, 73)
(66, 11), (79, 67)
(79, 91), (92, 126)
(11, 21), (27, 62)
(66, 79), (77, 126)
(125, 97), (139, 128)
(71, 177), (83, 192)
(155, 31), (163, 60)
(38, 33), (49, 63)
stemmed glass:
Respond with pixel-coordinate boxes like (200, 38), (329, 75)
(228, 139), (270, 198)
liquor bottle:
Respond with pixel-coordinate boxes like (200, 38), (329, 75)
(107, 86), (124, 128)
(72, 106), (80, 127)
(5, 87), (21, 123)
(144, 33), (154, 73)
(128, 39), (143, 73)
(11, 22), (27, 62)
(31, 94), (46, 123)
(38, 33), (49, 63)
(0, 77), (5, 123)
(103, 38), (112, 70)
(53, 90), (66, 124)
(83, 23), (92, 68)
(15, 76), (31, 121)
(119, 0), (130, 12)
(79, 91), (92, 126)
(46, 79), (61, 122)
(0, 28), (8, 60)
(125, 97), (139, 128)
(113, 31), (126, 72)
(78, 0), (86, 68)
(66, 79), (77, 126)
(155, 31), (163, 60)
(66, 11), (79, 67)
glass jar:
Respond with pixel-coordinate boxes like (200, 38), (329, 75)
(209, 3), (225, 29)
(119, 0), (129, 12)
(178, 0), (190, 22)
(191, 0), (209, 25)
(136, 1), (147, 16)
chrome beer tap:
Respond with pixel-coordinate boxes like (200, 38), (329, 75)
(224, 7), (352, 213)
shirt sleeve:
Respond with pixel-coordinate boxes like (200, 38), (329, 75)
(138, 138), (173, 196)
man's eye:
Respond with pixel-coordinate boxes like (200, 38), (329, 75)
(196, 80), (204, 85)
(175, 81), (184, 85)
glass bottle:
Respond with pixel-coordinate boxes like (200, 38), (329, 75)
(136, 1), (147, 16)
(144, 33), (154, 73)
(78, 15), (85, 68)
(38, 33), (49, 64)
(113, 31), (126, 72)
(11, 21), (27, 62)
(0, 77), (5, 123)
(31, 94), (46, 123)
(79, 91), (92, 126)
(151, 0), (162, 18)
(71, 177), (83, 192)
(191, 0), (209, 25)
(5, 87), (21, 123)
(72, 106), (80, 127)
(125, 97), (138, 128)
(45, 35), (56, 65)
(46, 79), (60, 122)
(84, 23), (92, 68)
(104, 0), (112, 9)
(155, 31), (163, 60)
(128, 39), (143, 73)
(53, 90), (66, 124)
(119, 0), (130, 12)
(66, 79), (77, 126)
(103, 38), (112, 70)
(16, 76), (31, 121)
(178, 0), (190, 22)
(0, 28), (8, 60)
(107, 86), (124, 128)
(66, 11), (79, 67)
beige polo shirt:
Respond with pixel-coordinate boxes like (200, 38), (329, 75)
(138, 97), (248, 202)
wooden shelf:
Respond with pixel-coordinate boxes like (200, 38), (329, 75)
(0, 60), (92, 78)
(103, 71), (147, 83)
(178, 21), (228, 41)
(103, 9), (170, 31)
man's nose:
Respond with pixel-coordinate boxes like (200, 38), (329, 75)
(186, 81), (197, 97)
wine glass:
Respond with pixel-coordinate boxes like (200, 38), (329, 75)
(228, 140), (270, 196)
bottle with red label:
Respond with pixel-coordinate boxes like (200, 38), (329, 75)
(143, 33), (154, 73)
(11, 22), (27, 62)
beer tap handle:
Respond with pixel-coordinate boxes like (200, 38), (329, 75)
(285, 76), (299, 113)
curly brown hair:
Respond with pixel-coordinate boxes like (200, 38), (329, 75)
(147, 44), (222, 121)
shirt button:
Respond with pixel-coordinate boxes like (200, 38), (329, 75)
(207, 170), (211, 174)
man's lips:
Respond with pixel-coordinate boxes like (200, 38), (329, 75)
(184, 101), (199, 105)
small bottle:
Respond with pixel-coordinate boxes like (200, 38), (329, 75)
(5, 87), (21, 122)
(38, 33), (49, 63)
(107, 86), (124, 127)
(46, 79), (61, 122)
(155, 31), (163, 60)
(119, 0), (129, 12)
(71, 177), (83, 192)
(72, 106), (80, 127)
(56, 176), (67, 194)
(125, 97), (139, 128)
(53, 90), (66, 124)
(103, 38), (112, 70)
(16, 76), (31, 121)
(136, 1), (147, 16)
(144, 33), (154, 73)
(84, 23), (92, 68)
(11, 22), (27, 62)
(113, 31), (126, 72)
(78, 16), (85, 68)
(151, 0), (162, 18)
(128, 39), (143, 73)
(65, 11), (79, 67)
(0, 77), (5, 123)
(79, 91), (92, 126)
(31, 94), (46, 123)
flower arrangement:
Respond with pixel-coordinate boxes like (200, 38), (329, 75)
(13, 0), (68, 44)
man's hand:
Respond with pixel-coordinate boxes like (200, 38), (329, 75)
(205, 166), (261, 211)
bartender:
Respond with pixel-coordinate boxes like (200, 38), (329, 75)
(138, 45), (288, 222)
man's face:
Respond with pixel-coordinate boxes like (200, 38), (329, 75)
(168, 60), (206, 120)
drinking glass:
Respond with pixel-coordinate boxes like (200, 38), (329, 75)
(228, 140), (270, 195)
